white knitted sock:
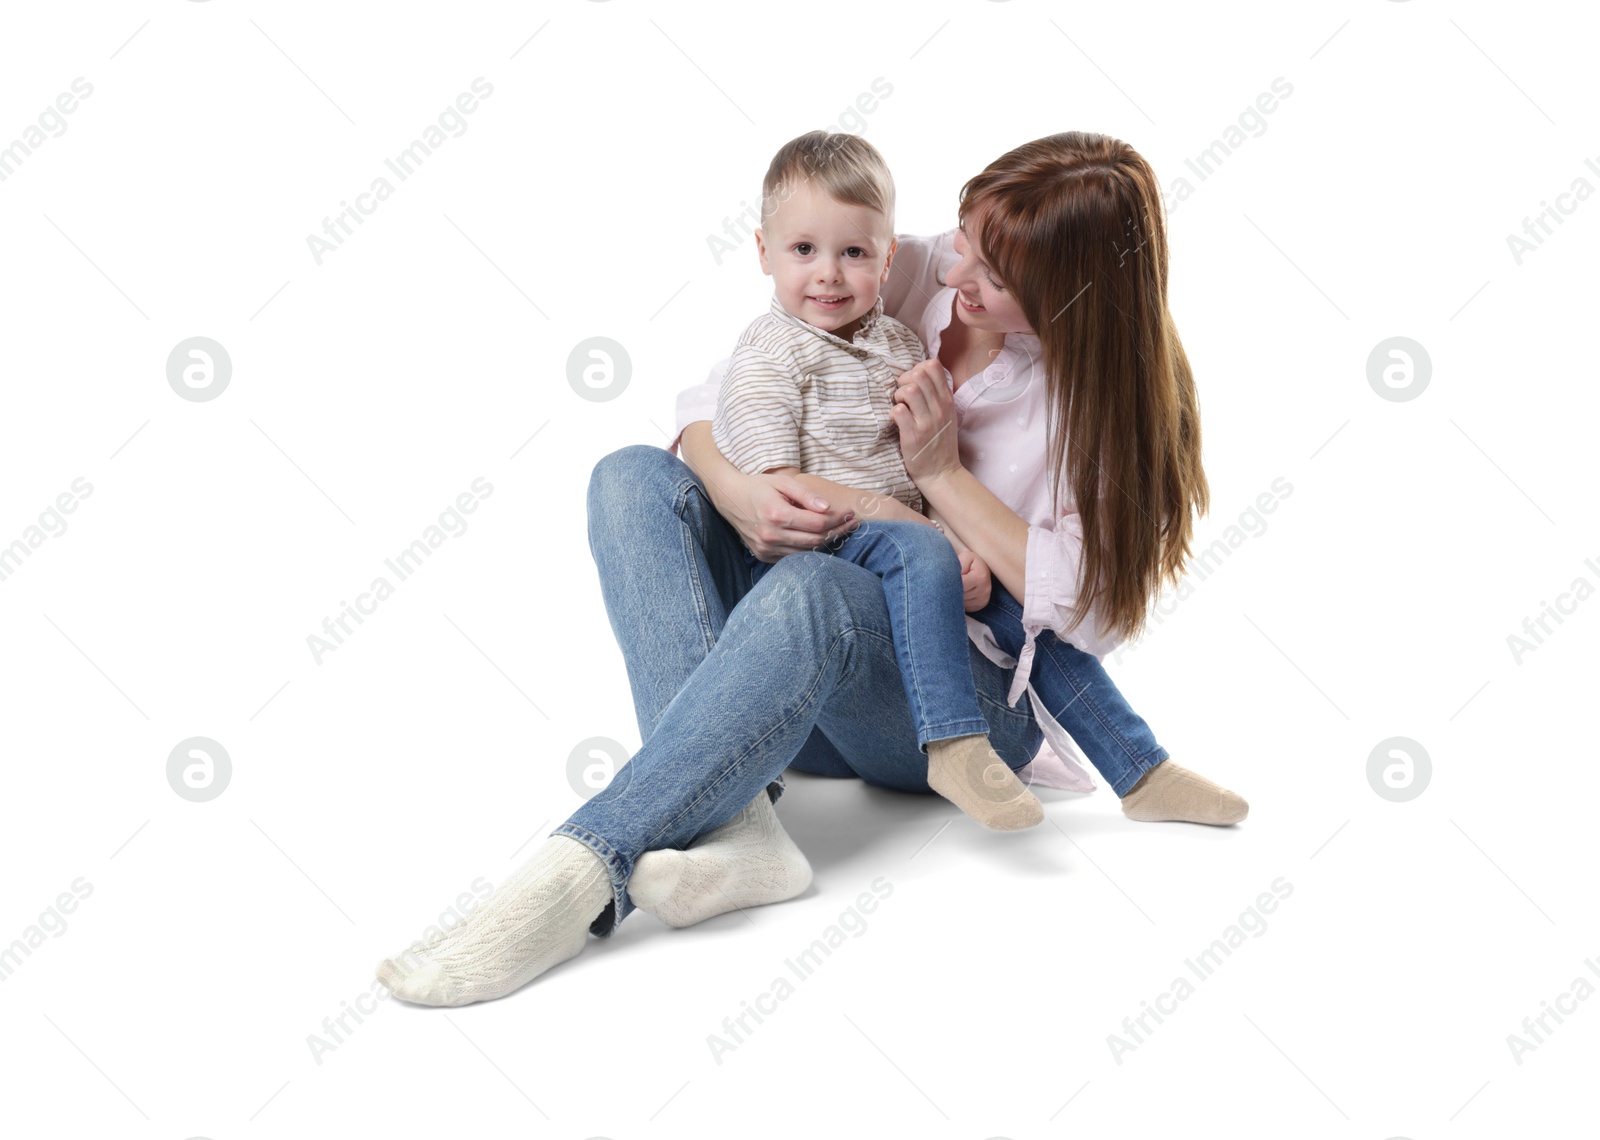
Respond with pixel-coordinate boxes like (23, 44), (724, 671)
(375, 835), (611, 1007)
(628, 793), (813, 927)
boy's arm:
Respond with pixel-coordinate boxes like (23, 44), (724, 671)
(714, 344), (806, 477)
(772, 468), (972, 561)
(761, 467), (931, 529)
(923, 500), (969, 555)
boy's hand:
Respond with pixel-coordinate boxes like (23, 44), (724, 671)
(958, 549), (992, 612)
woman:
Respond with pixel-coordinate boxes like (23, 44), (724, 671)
(376, 132), (1246, 1008)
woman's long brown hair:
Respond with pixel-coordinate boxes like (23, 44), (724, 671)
(958, 131), (1208, 642)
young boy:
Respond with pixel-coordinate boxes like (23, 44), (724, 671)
(711, 130), (1042, 831)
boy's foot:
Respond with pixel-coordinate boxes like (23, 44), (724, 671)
(925, 734), (1044, 831)
(375, 835), (610, 1007)
(629, 793), (812, 927)
(1120, 760), (1248, 825)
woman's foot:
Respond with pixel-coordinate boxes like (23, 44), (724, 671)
(375, 835), (611, 1007)
(1120, 760), (1248, 825)
(629, 793), (812, 927)
(926, 734), (1044, 830)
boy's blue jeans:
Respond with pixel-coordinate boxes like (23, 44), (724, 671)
(743, 519), (990, 751)
(561, 444), (1163, 935)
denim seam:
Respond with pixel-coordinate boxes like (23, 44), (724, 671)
(550, 822), (628, 932)
(552, 822), (624, 872)
(879, 523), (987, 741)
(673, 477), (721, 660)
(881, 525), (932, 732)
(1109, 746), (1170, 797)
(920, 717), (994, 733)
(918, 718), (995, 749)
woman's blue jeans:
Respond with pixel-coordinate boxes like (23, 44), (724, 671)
(744, 519), (990, 751)
(560, 444), (1161, 935)
(966, 594), (1168, 797)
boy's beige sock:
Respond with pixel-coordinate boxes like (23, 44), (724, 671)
(926, 734), (1044, 831)
(1120, 760), (1248, 825)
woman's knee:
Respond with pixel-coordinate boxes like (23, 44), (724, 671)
(588, 444), (685, 517)
(754, 553), (887, 633)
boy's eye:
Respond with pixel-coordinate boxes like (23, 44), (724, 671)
(794, 243), (868, 258)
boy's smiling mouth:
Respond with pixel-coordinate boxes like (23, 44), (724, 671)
(808, 294), (851, 310)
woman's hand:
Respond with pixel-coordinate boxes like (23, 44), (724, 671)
(890, 360), (963, 486)
(680, 422), (859, 561)
(733, 472), (861, 561)
(958, 549), (992, 612)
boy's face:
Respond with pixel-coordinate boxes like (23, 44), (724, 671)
(754, 180), (895, 342)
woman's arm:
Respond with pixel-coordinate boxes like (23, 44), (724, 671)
(888, 360), (1031, 598)
(679, 421), (863, 560)
(916, 466), (1029, 601)
(780, 470), (932, 529)
(892, 363), (1116, 653)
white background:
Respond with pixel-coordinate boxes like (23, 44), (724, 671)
(1, 1), (1595, 1137)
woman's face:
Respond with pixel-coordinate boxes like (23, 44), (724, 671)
(946, 208), (1034, 335)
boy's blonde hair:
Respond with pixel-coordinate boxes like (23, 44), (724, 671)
(760, 130), (895, 239)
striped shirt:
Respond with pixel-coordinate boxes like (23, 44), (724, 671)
(712, 294), (928, 513)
